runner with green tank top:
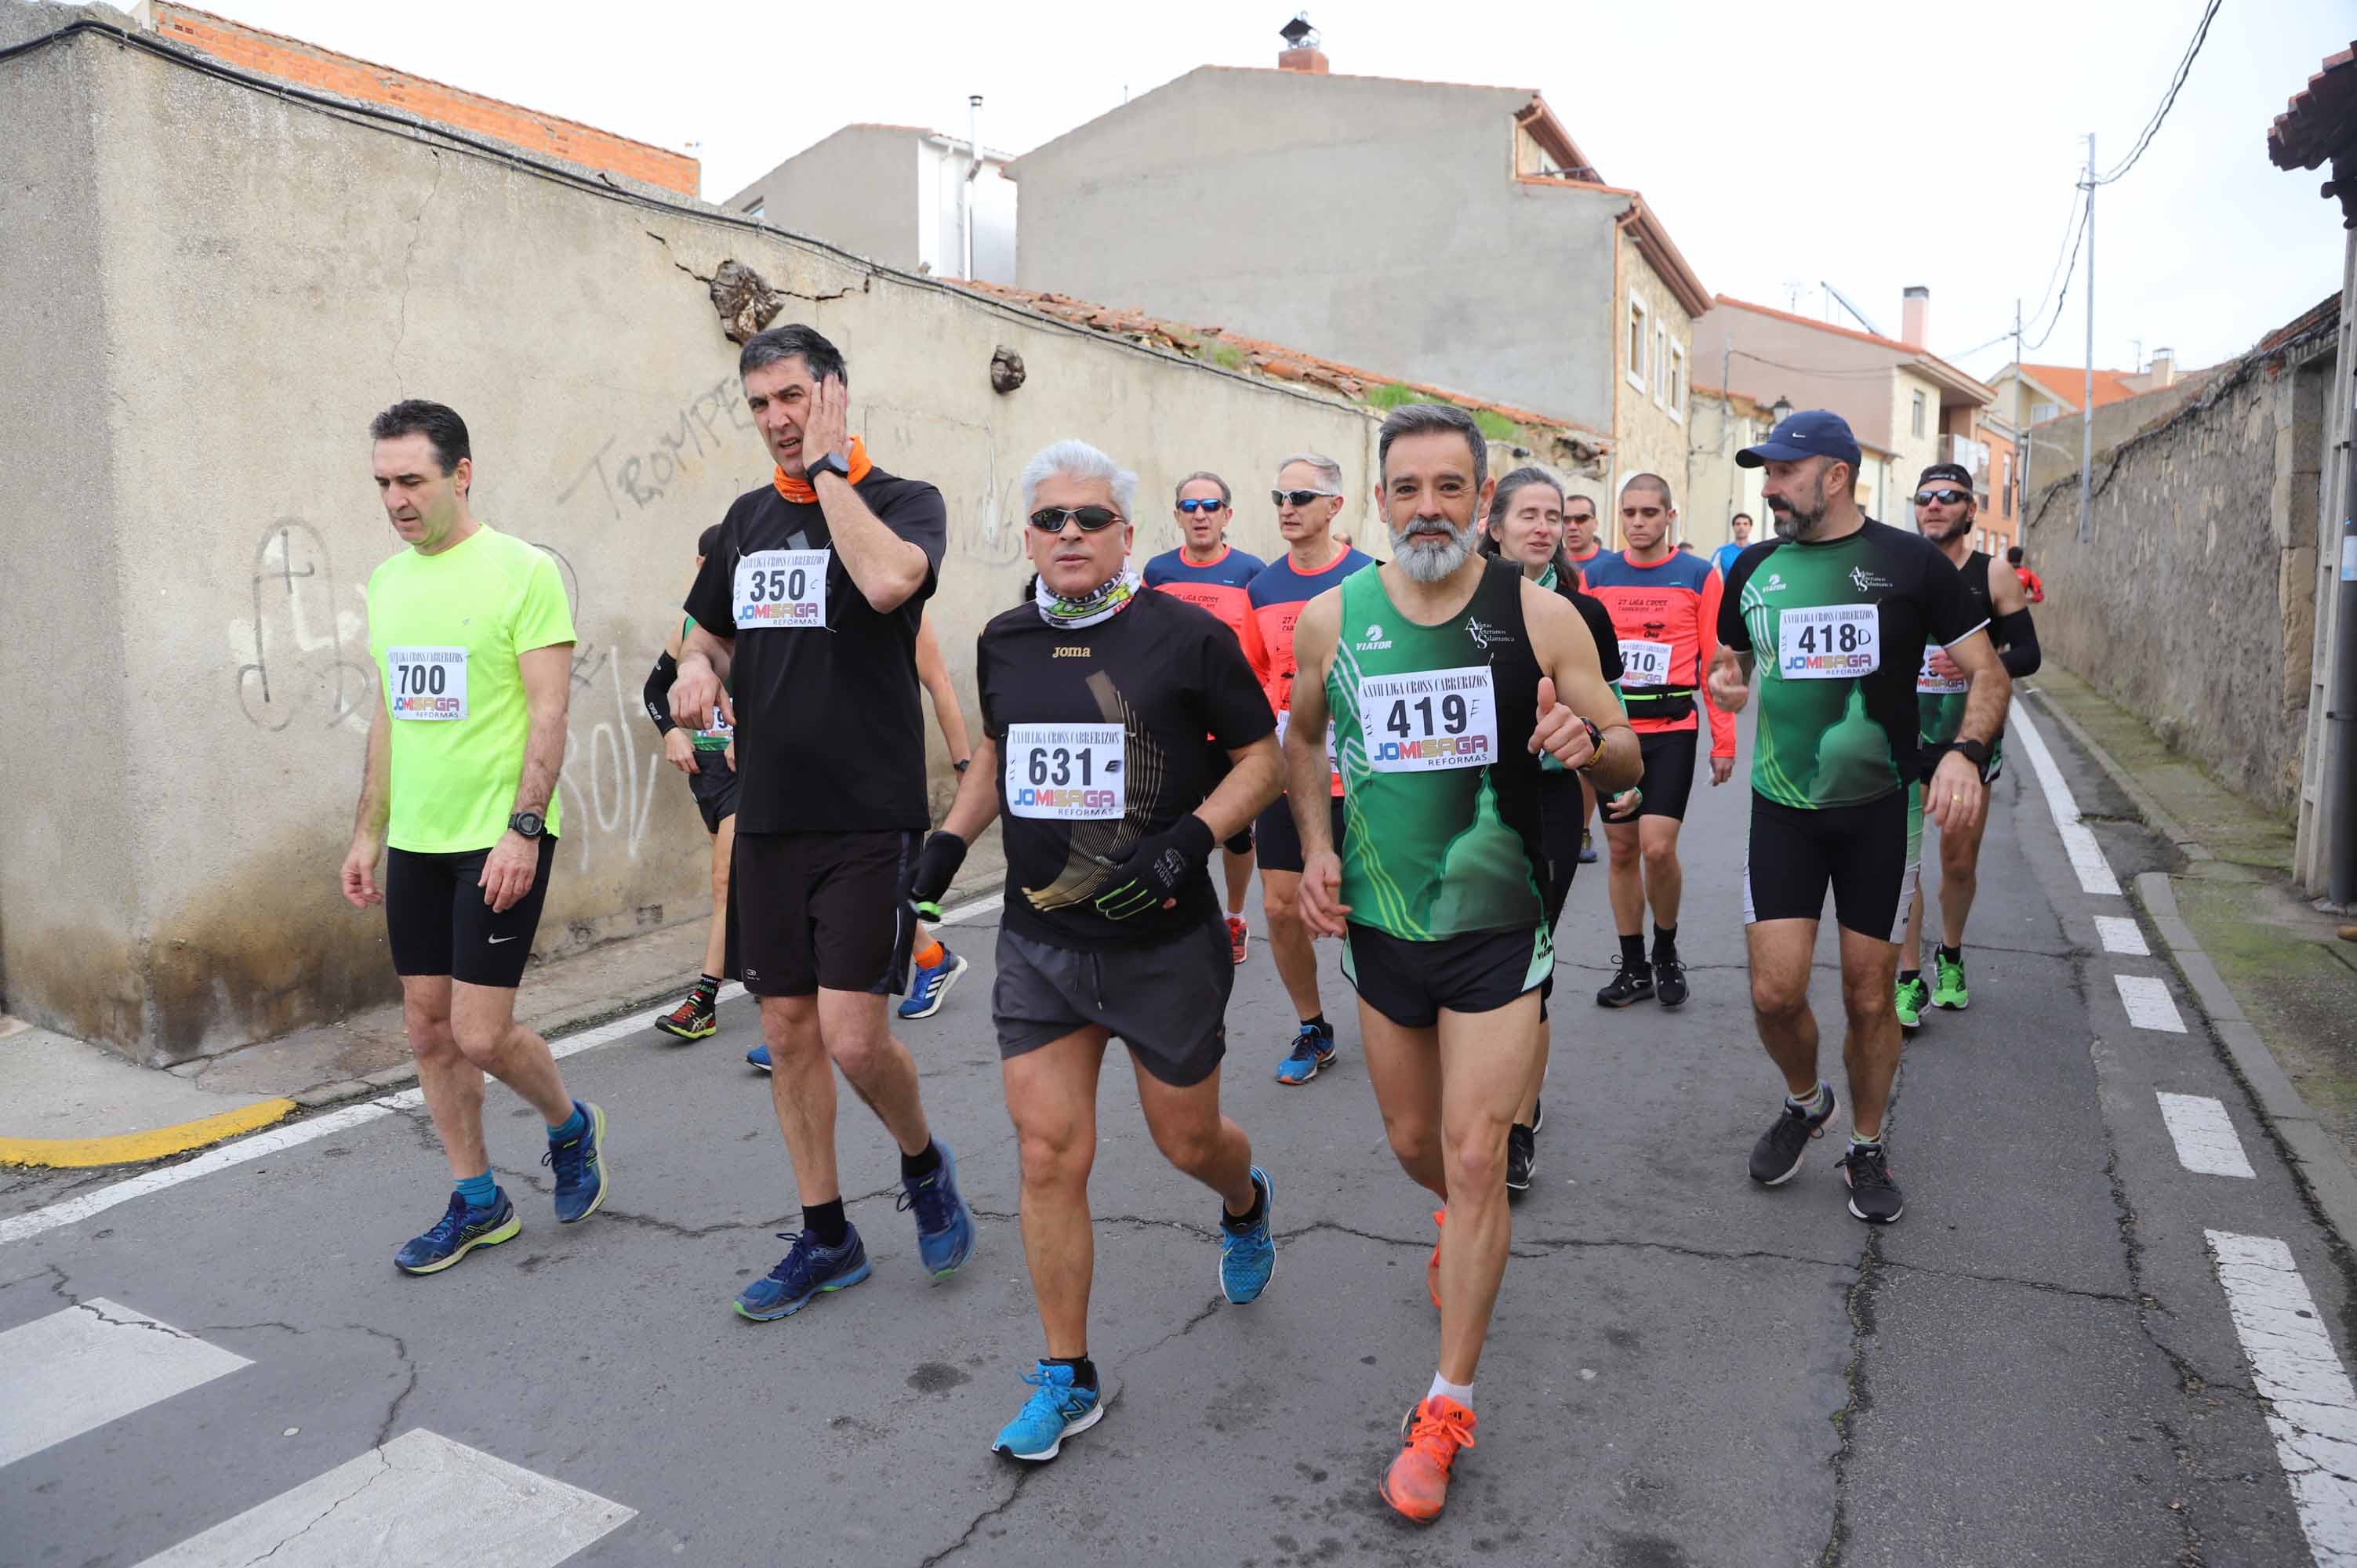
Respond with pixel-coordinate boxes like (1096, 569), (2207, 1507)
(1707, 412), (2007, 1229)
(1286, 403), (1638, 1525)
(645, 527), (739, 1041)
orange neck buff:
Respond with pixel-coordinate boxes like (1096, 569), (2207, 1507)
(774, 435), (872, 504)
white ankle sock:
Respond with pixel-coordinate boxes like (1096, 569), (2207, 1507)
(1426, 1371), (1473, 1407)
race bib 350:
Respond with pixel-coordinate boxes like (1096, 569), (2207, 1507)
(735, 549), (829, 630)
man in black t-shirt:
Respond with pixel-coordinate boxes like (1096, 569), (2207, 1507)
(672, 325), (976, 1322)
(906, 438), (1285, 1465)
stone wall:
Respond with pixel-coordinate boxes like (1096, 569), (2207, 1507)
(2020, 303), (2339, 816)
(0, 9), (1389, 1062)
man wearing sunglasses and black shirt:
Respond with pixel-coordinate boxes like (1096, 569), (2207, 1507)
(906, 439), (1284, 1464)
(1894, 463), (2039, 1032)
(672, 324), (978, 1323)
(1144, 471), (1269, 964)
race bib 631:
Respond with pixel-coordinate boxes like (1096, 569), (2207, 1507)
(1005, 724), (1126, 819)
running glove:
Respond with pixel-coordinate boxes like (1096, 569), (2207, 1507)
(1092, 815), (1215, 921)
(906, 830), (969, 920)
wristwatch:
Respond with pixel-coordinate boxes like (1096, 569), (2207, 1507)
(508, 811), (546, 839)
(953, 758), (971, 774)
(805, 450), (853, 485)
(1951, 738), (1994, 781)
(1573, 717), (1606, 773)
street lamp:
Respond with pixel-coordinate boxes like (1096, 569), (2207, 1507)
(1769, 394), (1792, 429)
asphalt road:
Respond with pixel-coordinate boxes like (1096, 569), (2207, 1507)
(2, 704), (2348, 1566)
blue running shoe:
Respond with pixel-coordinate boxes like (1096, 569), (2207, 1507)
(543, 1101), (609, 1224)
(746, 1043), (772, 1073)
(897, 1141), (978, 1277)
(1275, 1023), (1337, 1085)
(733, 1227), (872, 1321)
(394, 1190), (520, 1276)
(1219, 1166), (1276, 1305)
(897, 949), (969, 1022)
(991, 1361), (1104, 1462)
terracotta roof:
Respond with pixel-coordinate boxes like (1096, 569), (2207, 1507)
(953, 281), (1611, 465)
(2268, 43), (2357, 171)
(1714, 297), (1992, 404)
(2011, 362), (2138, 411)
(1691, 383), (1774, 419)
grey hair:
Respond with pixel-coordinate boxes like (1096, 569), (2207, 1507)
(1175, 470), (1232, 506)
(1020, 439), (1139, 517)
(1377, 404), (1487, 489)
(738, 323), (847, 387)
(1275, 452), (1345, 494)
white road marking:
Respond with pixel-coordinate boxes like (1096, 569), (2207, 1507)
(2156, 1092), (2256, 1178)
(0, 1300), (250, 1468)
(2207, 1231), (2357, 1565)
(2117, 975), (2188, 1033)
(133, 1428), (634, 1568)
(932, 891), (1004, 927)
(2095, 914), (2150, 956)
(2010, 709), (2123, 896)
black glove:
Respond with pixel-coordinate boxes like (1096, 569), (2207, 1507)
(906, 831), (969, 920)
(1092, 815), (1215, 921)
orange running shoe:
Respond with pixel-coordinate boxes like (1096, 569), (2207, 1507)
(1226, 914), (1250, 967)
(1427, 1208), (1445, 1308)
(1382, 1396), (1477, 1522)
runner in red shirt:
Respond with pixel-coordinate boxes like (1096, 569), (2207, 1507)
(2007, 545), (2045, 603)
(1583, 474), (1736, 1009)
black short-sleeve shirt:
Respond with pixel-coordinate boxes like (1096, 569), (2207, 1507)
(978, 588), (1276, 948)
(1716, 519), (1984, 808)
(684, 470), (948, 832)
(1559, 579), (1626, 687)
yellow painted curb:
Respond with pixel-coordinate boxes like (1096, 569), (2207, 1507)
(0, 1098), (298, 1168)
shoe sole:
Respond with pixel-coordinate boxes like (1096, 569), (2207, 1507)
(1847, 1198), (1905, 1223)
(1898, 1015), (1922, 1033)
(747, 1057), (772, 1074)
(557, 1105), (610, 1225)
(993, 1400), (1106, 1462)
(1933, 997), (1969, 1011)
(1380, 1472), (1446, 1523)
(654, 1018), (717, 1040)
(1595, 989), (1654, 1008)
(733, 1258), (873, 1321)
(1219, 1168), (1275, 1305)
(1276, 1054), (1334, 1085)
(395, 1210), (521, 1276)
(1657, 990), (1688, 1010)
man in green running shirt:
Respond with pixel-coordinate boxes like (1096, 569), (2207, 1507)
(1287, 403), (1638, 1523)
(1705, 411), (2007, 1227)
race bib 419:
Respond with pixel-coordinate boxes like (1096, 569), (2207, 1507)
(1356, 666), (1498, 772)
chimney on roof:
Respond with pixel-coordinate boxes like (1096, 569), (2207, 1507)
(1901, 285), (1929, 349)
(2149, 347), (2176, 389)
(1277, 12), (1328, 73)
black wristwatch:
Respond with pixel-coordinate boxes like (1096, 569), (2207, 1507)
(805, 450), (853, 485)
(1574, 717), (1606, 773)
(953, 758), (971, 774)
(508, 811), (546, 840)
(1951, 738), (1994, 781)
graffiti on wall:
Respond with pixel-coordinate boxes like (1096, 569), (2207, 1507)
(233, 520), (374, 734)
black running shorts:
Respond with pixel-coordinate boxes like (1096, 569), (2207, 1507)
(686, 750), (741, 834)
(385, 837), (557, 989)
(1601, 729), (1698, 823)
(1538, 778), (1585, 1015)
(731, 829), (918, 997)
(1254, 793), (1346, 876)
(992, 914), (1233, 1087)
(1342, 922), (1553, 1029)
(1742, 786), (1922, 943)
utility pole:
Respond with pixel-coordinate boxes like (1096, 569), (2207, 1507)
(2015, 296), (2029, 534)
(2079, 132), (2096, 545)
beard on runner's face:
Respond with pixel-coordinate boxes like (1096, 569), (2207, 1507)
(1767, 476), (1828, 540)
(1924, 508), (1974, 543)
(1391, 511), (1479, 583)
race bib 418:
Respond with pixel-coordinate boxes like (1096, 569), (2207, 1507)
(1778, 604), (1880, 680)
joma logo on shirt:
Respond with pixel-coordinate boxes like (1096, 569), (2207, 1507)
(1052, 646), (1092, 659)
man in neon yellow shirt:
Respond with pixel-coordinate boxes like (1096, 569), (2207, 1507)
(341, 399), (612, 1276)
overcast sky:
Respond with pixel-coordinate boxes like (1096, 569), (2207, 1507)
(165, 0), (2346, 381)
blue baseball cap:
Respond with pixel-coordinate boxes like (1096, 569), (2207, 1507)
(1736, 409), (1862, 470)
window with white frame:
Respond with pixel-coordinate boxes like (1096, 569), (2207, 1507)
(1652, 325), (1668, 408)
(743, 198), (766, 220)
(1666, 341), (1686, 423)
(1910, 390), (1927, 439)
(1626, 296), (1648, 393)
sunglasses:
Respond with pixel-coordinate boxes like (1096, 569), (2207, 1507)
(1177, 498), (1227, 514)
(1028, 506), (1124, 533)
(1912, 488), (1971, 506)
(1273, 488), (1338, 508)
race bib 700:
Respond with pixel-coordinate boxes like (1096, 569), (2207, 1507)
(387, 646), (467, 720)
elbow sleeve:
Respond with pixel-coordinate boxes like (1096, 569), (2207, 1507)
(1993, 609), (2041, 679)
(643, 652), (679, 733)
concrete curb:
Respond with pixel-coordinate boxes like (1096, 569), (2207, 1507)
(0, 1098), (296, 1169)
(2021, 687), (2215, 862)
(2134, 870), (2357, 1247)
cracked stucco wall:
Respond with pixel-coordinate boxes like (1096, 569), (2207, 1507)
(0, 16), (1385, 1063)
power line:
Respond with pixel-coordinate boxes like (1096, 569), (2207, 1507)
(2092, 0), (2223, 185)
(2020, 193), (2092, 354)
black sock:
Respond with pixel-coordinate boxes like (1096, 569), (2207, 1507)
(803, 1197), (849, 1248)
(900, 1139), (943, 1183)
(693, 973), (720, 1004)
(1899, 968), (1922, 985)
(1045, 1354), (1098, 1392)
(1221, 1178), (1266, 1233)
(1938, 945), (1963, 965)
(1618, 933), (1647, 967)
(1652, 924), (1679, 962)
(1302, 1013), (1331, 1038)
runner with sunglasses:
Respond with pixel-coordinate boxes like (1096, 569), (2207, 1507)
(906, 440), (1283, 1463)
(1246, 456), (1375, 1085)
(1895, 463), (2039, 1031)
(1145, 471), (1269, 965)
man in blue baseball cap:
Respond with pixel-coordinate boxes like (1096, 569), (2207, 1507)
(1701, 409), (2010, 1225)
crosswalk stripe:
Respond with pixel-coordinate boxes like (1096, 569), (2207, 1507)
(2207, 1231), (2357, 1564)
(2156, 1092), (2256, 1178)
(2094, 914), (2149, 956)
(2116, 975), (2188, 1033)
(132, 1428), (635, 1568)
(2010, 709), (2123, 896)
(0, 1300), (250, 1468)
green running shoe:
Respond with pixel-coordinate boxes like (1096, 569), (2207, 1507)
(1931, 953), (1970, 1011)
(1894, 975), (1928, 1033)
